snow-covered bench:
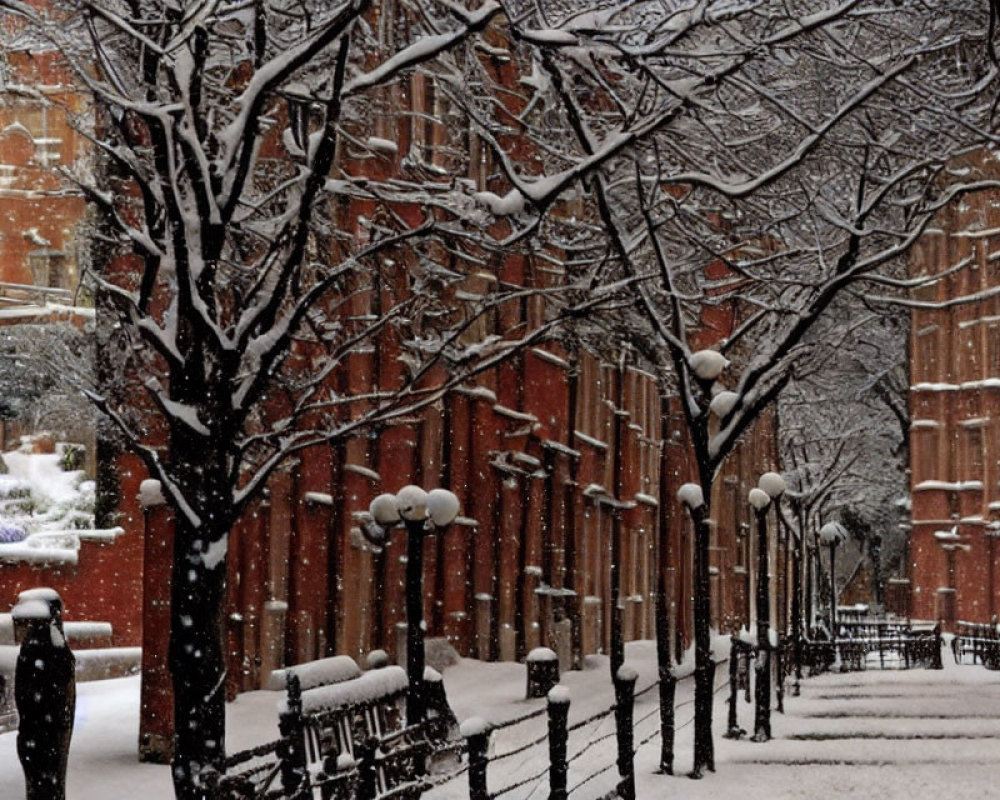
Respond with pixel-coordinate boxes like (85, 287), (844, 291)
(223, 655), (450, 799)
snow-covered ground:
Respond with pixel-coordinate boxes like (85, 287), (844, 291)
(1, 640), (998, 799)
(0, 443), (120, 565)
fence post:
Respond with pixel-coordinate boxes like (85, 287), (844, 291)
(547, 686), (570, 800)
(526, 647), (560, 699)
(461, 717), (491, 800)
(657, 664), (677, 773)
(775, 637), (784, 714)
(933, 624), (943, 670)
(724, 636), (743, 739)
(278, 673), (306, 795)
(355, 736), (378, 800)
(613, 665), (637, 800)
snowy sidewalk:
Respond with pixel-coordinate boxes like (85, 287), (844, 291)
(2, 641), (999, 799)
(645, 652), (1000, 800)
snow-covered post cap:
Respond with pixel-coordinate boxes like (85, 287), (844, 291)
(819, 521), (848, 546)
(689, 349), (730, 381)
(677, 483), (705, 510)
(547, 685), (571, 704)
(615, 664), (639, 683)
(139, 479), (167, 508)
(11, 598), (53, 620)
(527, 646), (558, 662)
(748, 487), (771, 511)
(460, 716), (492, 738)
(758, 472), (786, 499)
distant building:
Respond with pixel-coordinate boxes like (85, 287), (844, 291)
(908, 166), (1000, 626)
(0, 18), (90, 309)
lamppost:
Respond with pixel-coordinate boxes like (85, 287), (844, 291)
(747, 470), (785, 743)
(818, 521), (847, 670)
(366, 485), (460, 725)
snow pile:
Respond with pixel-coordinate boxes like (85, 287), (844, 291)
(290, 665), (409, 715)
(267, 655), (362, 692)
(0, 441), (104, 564)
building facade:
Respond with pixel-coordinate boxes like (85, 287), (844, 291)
(909, 173), (1000, 626)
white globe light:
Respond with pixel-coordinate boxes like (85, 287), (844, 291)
(426, 489), (460, 527)
(396, 485), (429, 521)
(748, 487), (771, 510)
(369, 493), (401, 525)
(709, 391), (739, 418)
(689, 350), (730, 381)
(758, 472), (787, 499)
(819, 521), (848, 546)
(677, 483), (705, 509)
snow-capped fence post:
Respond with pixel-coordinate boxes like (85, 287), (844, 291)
(547, 686), (571, 800)
(933, 623), (943, 670)
(526, 647), (560, 699)
(13, 594), (75, 800)
(461, 717), (491, 800)
(277, 673), (306, 795)
(613, 665), (638, 800)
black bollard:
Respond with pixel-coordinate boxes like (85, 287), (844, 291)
(462, 718), (491, 800)
(613, 665), (637, 800)
(13, 597), (75, 800)
(526, 647), (560, 699)
(547, 686), (570, 800)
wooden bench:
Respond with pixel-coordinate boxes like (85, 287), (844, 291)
(223, 657), (454, 799)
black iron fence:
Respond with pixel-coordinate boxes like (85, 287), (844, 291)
(953, 621), (1000, 669)
(797, 622), (942, 674)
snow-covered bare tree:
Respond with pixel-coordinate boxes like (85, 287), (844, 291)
(780, 301), (911, 618)
(435, 0), (1000, 778)
(0, 1), (639, 796)
(0, 322), (94, 442)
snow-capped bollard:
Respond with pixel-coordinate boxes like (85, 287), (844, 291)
(613, 665), (638, 800)
(461, 717), (491, 800)
(547, 686), (571, 800)
(526, 646), (560, 699)
(14, 595), (75, 800)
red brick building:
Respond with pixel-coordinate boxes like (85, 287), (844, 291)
(909, 173), (1000, 626)
(0, 3), (785, 759)
(0, 7), (144, 648)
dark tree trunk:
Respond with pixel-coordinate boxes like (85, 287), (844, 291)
(169, 504), (230, 799)
(654, 575), (675, 773)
